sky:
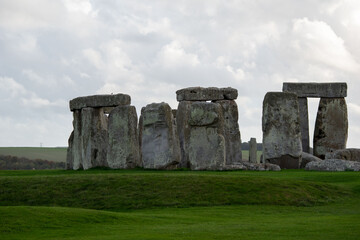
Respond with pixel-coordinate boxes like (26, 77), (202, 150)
(0, 0), (359, 148)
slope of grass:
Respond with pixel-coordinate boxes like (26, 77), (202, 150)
(0, 147), (67, 162)
(1, 203), (360, 240)
(0, 170), (355, 210)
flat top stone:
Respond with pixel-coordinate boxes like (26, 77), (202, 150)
(283, 82), (347, 98)
(176, 87), (238, 101)
(70, 93), (131, 111)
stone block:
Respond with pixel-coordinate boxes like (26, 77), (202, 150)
(176, 87), (238, 101)
(305, 159), (360, 171)
(262, 92), (302, 169)
(70, 94), (131, 111)
(107, 105), (140, 169)
(283, 82), (347, 98)
(325, 148), (360, 162)
(314, 98), (348, 159)
(249, 138), (257, 163)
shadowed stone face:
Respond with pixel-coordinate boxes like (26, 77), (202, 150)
(314, 97), (348, 159)
(139, 103), (180, 169)
(107, 106), (139, 169)
(262, 92), (302, 169)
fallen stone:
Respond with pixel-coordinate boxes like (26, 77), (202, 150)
(70, 94), (131, 111)
(262, 92), (302, 169)
(219, 162), (247, 171)
(176, 87), (238, 101)
(242, 162), (281, 171)
(139, 103), (181, 169)
(305, 159), (360, 171)
(325, 148), (360, 162)
(283, 82), (347, 98)
(107, 105), (140, 169)
(300, 152), (322, 169)
(314, 97), (348, 159)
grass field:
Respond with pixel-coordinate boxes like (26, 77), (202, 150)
(0, 147), (67, 162)
(1, 169), (360, 239)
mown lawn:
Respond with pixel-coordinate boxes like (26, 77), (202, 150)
(0, 169), (359, 239)
(0, 147), (67, 162)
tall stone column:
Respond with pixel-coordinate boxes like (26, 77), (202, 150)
(249, 138), (257, 163)
(298, 97), (310, 153)
(262, 92), (302, 169)
(314, 97), (348, 159)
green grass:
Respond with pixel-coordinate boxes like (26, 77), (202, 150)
(0, 147), (67, 162)
(1, 170), (359, 239)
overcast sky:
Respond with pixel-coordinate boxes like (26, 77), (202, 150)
(0, 0), (359, 148)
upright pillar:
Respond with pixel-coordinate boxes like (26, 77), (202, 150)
(249, 138), (257, 163)
(298, 97), (310, 153)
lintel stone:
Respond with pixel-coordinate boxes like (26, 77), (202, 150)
(176, 87), (238, 101)
(70, 94), (131, 111)
(283, 82), (347, 98)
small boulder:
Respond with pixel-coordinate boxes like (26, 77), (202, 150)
(300, 152), (322, 169)
(305, 159), (360, 171)
(325, 148), (360, 162)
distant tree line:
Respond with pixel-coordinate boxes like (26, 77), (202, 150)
(241, 142), (263, 151)
(0, 155), (65, 170)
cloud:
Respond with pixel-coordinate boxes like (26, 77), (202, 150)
(156, 41), (200, 68)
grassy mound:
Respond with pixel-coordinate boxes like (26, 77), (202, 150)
(0, 170), (352, 210)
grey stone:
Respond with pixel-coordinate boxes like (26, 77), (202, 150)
(107, 106), (140, 169)
(219, 162), (247, 171)
(242, 162), (281, 171)
(298, 97), (310, 153)
(176, 87), (238, 101)
(215, 100), (242, 164)
(66, 110), (82, 170)
(314, 98), (348, 159)
(305, 159), (360, 171)
(262, 92), (302, 169)
(249, 138), (257, 163)
(300, 152), (322, 169)
(283, 82), (347, 98)
(70, 94), (131, 111)
(139, 103), (181, 169)
(325, 148), (360, 162)
(176, 101), (192, 168)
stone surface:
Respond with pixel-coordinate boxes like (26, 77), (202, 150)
(283, 82), (347, 98)
(242, 162), (281, 171)
(249, 138), (257, 163)
(325, 148), (360, 162)
(314, 97), (348, 159)
(139, 103), (181, 169)
(107, 106), (139, 169)
(298, 97), (310, 153)
(262, 92), (302, 169)
(70, 94), (131, 111)
(66, 107), (108, 170)
(187, 102), (226, 170)
(305, 159), (360, 171)
(176, 101), (192, 168)
(176, 87), (238, 101)
(300, 152), (322, 169)
(215, 100), (242, 164)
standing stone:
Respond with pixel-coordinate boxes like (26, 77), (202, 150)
(187, 102), (226, 170)
(215, 100), (242, 164)
(80, 107), (108, 170)
(66, 110), (82, 170)
(139, 103), (181, 169)
(262, 92), (302, 169)
(298, 97), (310, 153)
(177, 101), (192, 168)
(107, 106), (139, 169)
(249, 138), (257, 163)
(314, 98), (348, 159)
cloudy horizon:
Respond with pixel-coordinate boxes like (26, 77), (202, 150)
(0, 0), (359, 148)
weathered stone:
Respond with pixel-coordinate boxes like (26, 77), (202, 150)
(107, 106), (139, 169)
(187, 102), (226, 170)
(325, 148), (360, 162)
(242, 162), (281, 171)
(298, 97), (310, 153)
(66, 131), (74, 170)
(283, 82), (347, 98)
(300, 152), (322, 169)
(219, 162), (247, 171)
(314, 98), (348, 159)
(305, 159), (360, 171)
(66, 110), (82, 170)
(249, 138), (257, 163)
(176, 101), (192, 168)
(70, 94), (131, 111)
(139, 103), (180, 169)
(176, 87), (238, 101)
(262, 92), (302, 169)
(215, 100), (242, 164)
